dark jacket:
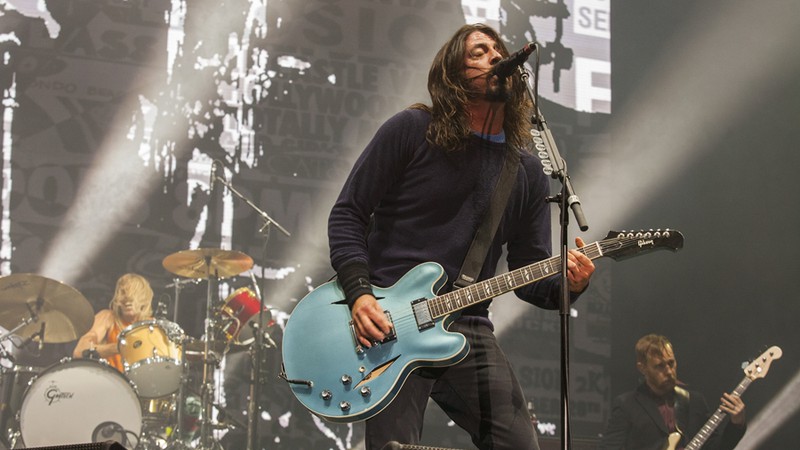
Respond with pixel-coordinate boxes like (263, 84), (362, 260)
(600, 383), (745, 450)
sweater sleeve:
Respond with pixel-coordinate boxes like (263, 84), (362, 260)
(507, 154), (582, 309)
(328, 109), (426, 304)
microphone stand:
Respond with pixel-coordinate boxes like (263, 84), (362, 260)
(517, 47), (589, 450)
(210, 166), (290, 450)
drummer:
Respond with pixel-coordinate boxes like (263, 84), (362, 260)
(72, 273), (154, 372)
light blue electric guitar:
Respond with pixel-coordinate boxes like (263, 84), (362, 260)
(280, 229), (684, 423)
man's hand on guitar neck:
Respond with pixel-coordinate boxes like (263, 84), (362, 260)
(352, 294), (393, 348)
(567, 237), (595, 293)
(720, 392), (746, 426)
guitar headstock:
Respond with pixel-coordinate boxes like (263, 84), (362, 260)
(743, 346), (782, 380)
(601, 229), (684, 261)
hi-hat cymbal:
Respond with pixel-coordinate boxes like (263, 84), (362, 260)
(0, 273), (94, 343)
(162, 248), (253, 279)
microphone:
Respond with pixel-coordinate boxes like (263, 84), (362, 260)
(92, 421), (128, 446)
(19, 322), (46, 351)
(491, 42), (537, 78)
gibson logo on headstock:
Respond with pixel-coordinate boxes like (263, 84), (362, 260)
(637, 239), (655, 248)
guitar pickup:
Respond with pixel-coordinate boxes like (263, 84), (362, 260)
(411, 298), (434, 330)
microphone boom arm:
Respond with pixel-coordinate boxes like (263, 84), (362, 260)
(211, 170), (291, 238)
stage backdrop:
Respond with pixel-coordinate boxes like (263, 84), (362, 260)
(4, 0), (797, 449)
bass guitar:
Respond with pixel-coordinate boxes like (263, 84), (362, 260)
(663, 346), (782, 450)
(281, 229), (684, 423)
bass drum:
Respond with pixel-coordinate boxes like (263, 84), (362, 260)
(19, 358), (141, 448)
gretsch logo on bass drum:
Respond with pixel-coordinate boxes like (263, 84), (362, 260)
(44, 381), (74, 405)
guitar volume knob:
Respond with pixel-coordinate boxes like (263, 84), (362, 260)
(341, 374), (352, 385)
(360, 386), (371, 397)
(320, 390), (332, 401)
(340, 401), (351, 411)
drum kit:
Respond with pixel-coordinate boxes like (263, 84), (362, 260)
(0, 247), (270, 450)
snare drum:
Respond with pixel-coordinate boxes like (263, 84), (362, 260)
(217, 287), (266, 344)
(118, 319), (184, 398)
(19, 358), (141, 448)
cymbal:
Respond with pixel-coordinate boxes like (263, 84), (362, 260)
(0, 273), (94, 343)
(162, 248), (253, 279)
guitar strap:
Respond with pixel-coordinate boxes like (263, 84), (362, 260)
(454, 149), (520, 289)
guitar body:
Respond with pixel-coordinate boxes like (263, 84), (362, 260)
(662, 432), (681, 450)
(281, 262), (470, 423)
(281, 230), (686, 423)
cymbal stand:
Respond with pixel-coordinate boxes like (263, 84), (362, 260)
(0, 334), (15, 364)
(197, 264), (223, 450)
(247, 249), (268, 450)
(163, 337), (192, 450)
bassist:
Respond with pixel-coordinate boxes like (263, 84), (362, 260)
(600, 334), (746, 450)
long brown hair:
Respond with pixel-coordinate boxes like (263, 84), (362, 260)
(411, 23), (533, 152)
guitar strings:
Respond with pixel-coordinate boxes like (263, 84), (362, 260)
(377, 237), (650, 332)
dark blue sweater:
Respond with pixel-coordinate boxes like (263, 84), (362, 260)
(328, 108), (572, 319)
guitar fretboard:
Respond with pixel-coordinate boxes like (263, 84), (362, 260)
(684, 377), (752, 450)
(426, 237), (625, 319)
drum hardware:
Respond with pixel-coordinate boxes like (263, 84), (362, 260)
(0, 365), (40, 448)
(215, 287), (271, 349)
(212, 404), (245, 430)
(183, 337), (227, 363)
(156, 337), (198, 450)
(208, 168), (290, 450)
(4, 322), (46, 363)
(166, 277), (201, 324)
(0, 298), (42, 354)
(163, 247), (254, 450)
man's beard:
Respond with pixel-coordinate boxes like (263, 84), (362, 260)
(484, 78), (511, 102)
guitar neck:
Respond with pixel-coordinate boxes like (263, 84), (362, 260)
(684, 377), (752, 450)
(427, 241), (604, 319)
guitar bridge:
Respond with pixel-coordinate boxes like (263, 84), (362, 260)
(349, 310), (397, 354)
(376, 310), (396, 344)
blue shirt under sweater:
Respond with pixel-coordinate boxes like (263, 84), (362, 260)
(328, 108), (574, 321)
